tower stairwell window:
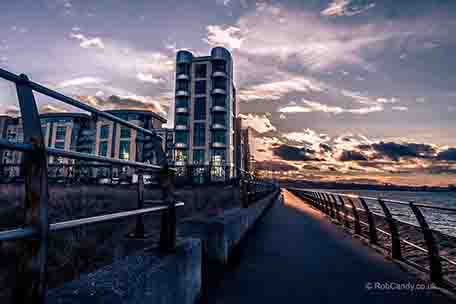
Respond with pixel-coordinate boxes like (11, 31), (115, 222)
(195, 80), (206, 95)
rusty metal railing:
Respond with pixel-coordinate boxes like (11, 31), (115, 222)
(287, 187), (456, 289)
(0, 69), (183, 303)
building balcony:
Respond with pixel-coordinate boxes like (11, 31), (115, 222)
(211, 105), (227, 112)
(175, 107), (189, 114)
(212, 142), (226, 148)
(211, 88), (227, 95)
(212, 71), (228, 78)
(211, 123), (227, 130)
(175, 124), (189, 131)
(176, 90), (189, 97)
(177, 73), (190, 80)
(174, 143), (188, 149)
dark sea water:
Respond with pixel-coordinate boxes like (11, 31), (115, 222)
(316, 189), (456, 237)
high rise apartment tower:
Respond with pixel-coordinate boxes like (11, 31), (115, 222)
(173, 47), (238, 179)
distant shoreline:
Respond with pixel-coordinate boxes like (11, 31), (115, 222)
(279, 180), (456, 193)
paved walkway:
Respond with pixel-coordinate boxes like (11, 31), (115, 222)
(210, 190), (452, 303)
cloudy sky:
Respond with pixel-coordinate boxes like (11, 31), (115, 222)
(0, 0), (455, 186)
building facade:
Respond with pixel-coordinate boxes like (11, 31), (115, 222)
(0, 109), (167, 182)
(173, 47), (238, 180)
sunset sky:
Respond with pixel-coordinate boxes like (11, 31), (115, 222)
(0, 0), (455, 186)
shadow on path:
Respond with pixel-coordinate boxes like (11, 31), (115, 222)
(209, 190), (452, 303)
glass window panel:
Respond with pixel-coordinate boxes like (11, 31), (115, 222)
(193, 123), (205, 146)
(119, 140), (130, 160)
(177, 79), (188, 91)
(193, 150), (205, 164)
(56, 126), (66, 140)
(100, 125), (110, 139)
(176, 97), (189, 108)
(213, 61), (226, 73)
(177, 63), (190, 75)
(212, 113), (226, 125)
(195, 64), (207, 78)
(120, 126), (131, 138)
(175, 131), (188, 143)
(212, 131), (226, 144)
(99, 141), (108, 157)
(195, 80), (206, 95)
(194, 97), (206, 120)
(213, 78), (226, 90)
(175, 115), (188, 126)
(213, 95), (226, 107)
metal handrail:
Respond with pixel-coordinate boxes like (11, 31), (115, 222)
(286, 187), (456, 212)
(0, 202), (184, 242)
(288, 187), (454, 286)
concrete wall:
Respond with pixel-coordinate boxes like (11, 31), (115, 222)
(181, 189), (280, 265)
(47, 238), (201, 304)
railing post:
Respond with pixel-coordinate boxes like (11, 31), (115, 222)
(377, 198), (402, 260)
(159, 164), (176, 252)
(347, 197), (361, 235)
(130, 169), (145, 238)
(337, 196), (350, 228)
(316, 193), (325, 212)
(409, 202), (443, 285)
(13, 74), (50, 304)
(325, 193), (335, 218)
(359, 197), (378, 245)
(330, 194), (341, 222)
(320, 193), (328, 214)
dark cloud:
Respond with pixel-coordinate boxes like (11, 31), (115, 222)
(437, 148), (456, 161)
(338, 150), (368, 161)
(254, 160), (298, 171)
(273, 144), (321, 161)
(366, 142), (436, 161)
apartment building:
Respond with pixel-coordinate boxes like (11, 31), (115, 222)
(173, 47), (238, 180)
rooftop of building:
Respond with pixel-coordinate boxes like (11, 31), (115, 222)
(104, 109), (167, 123)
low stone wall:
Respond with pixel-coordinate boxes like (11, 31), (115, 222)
(181, 189), (280, 265)
(47, 238), (201, 304)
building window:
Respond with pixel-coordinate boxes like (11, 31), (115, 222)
(195, 64), (207, 78)
(195, 80), (206, 95)
(213, 78), (226, 90)
(175, 131), (188, 144)
(176, 97), (189, 108)
(177, 63), (190, 75)
(177, 79), (188, 91)
(212, 113), (226, 126)
(194, 97), (206, 120)
(119, 140), (130, 160)
(213, 61), (226, 73)
(56, 126), (66, 141)
(100, 125), (110, 139)
(193, 150), (205, 164)
(193, 123), (205, 146)
(211, 149), (226, 164)
(120, 126), (131, 138)
(212, 131), (226, 144)
(213, 95), (226, 107)
(175, 149), (188, 161)
(175, 115), (188, 127)
(54, 141), (65, 150)
(99, 142), (108, 157)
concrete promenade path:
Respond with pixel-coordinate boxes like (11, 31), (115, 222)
(209, 189), (453, 303)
